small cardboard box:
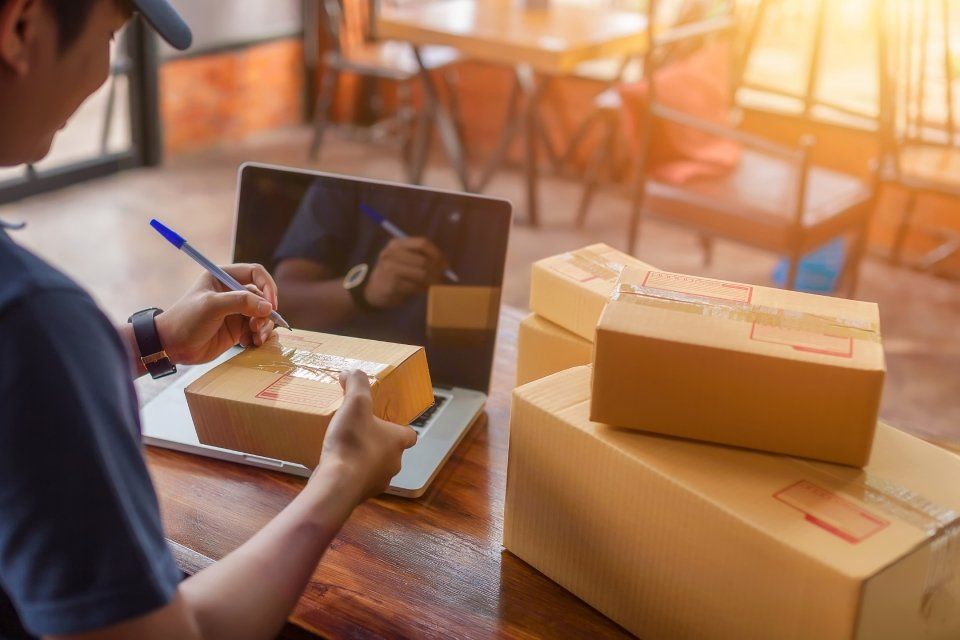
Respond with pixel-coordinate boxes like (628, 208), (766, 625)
(186, 330), (433, 468)
(529, 244), (656, 341)
(505, 366), (960, 640)
(426, 285), (500, 334)
(516, 314), (592, 387)
(591, 267), (885, 466)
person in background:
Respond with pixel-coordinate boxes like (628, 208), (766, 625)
(0, 1), (416, 638)
(274, 179), (452, 345)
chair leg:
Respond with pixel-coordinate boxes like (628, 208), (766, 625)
(398, 80), (418, 183)
(477, 78), (522, 192)
(309, 67), (340, 162)
(843, 220), (871, 298)
(440, 69), (468, 163)
(408, 111), (433, 186)
(699, 235), (715, 267)
(785, 252), (801, 290)
(575, 111), (617, 229)
(891, 189), (918, 264)
(626, 169), (648, 256)
(560, 110), (602, 169)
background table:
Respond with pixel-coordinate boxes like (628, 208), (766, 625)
(377, 0), (648, 225)
(145, 306), (632, 639)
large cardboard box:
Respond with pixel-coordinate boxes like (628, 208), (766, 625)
(529, 244), (656, 341)
(505, 366), (960, 640)
(516, 314), (592, 387)
(186, 330), (433, 468)
(592, 267), (885, 466)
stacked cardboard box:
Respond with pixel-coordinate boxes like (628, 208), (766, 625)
(592, 266), (886, 466)
(505, 367), (960, 640)
(506, 251), (960, 637)
(517, 244), (656, 386)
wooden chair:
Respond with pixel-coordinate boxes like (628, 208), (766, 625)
(624, 0), (877, 296)
(569, 0), (717, 226)
(308, 0), (462, 184)
(877, 0), (960, 273)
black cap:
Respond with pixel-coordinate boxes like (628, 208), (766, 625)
(129, 0), (192, 50)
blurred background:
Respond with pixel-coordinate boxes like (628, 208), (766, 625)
(0, 0), (957, 449)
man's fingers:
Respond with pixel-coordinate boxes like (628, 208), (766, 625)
(401, 237), (444, 262)
(223, 263), (280, 310)
(400, 425), (418, 449)
(207, 290), (273, 319)
(339, 369), (372, 409)
(382, 261), (429, 285)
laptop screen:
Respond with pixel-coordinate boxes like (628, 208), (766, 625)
(234, 164), (512, 394)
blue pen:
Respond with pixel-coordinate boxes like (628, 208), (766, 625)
(359, 203), (460, 283)
(150, 219), (292, 331)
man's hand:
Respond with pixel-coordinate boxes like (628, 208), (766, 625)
(364, 237), (447, 309)
(156, 263), (280, 366)
(314, 370), (418, 502)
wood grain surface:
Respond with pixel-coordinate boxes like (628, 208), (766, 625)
(147, 306), (632, 639)
(377, 0), (648, 75)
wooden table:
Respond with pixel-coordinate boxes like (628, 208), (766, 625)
(146, 306), (631, 639)
(378, 0), (648, 225)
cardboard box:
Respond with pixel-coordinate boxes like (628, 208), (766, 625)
(186, 330), (433, 468)
(591, 267), (885, 466)
(427, 285), (500, 332)
(516, 313), (592, 387)
(505, 366), (960, 640)
(529, 244), (656, 341)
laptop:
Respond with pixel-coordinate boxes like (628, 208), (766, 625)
(141, 163), (513, 498)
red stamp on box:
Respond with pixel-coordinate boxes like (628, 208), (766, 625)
(256, 376), (342, 408)
(774, 480), (889, 544)
(642, 271), (753, 303)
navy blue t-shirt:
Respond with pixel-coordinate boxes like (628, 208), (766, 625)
(0, 227), (181, 638)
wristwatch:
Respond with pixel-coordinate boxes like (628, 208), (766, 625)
(343, 263), (376, 312)
(128, 308), (177, 379)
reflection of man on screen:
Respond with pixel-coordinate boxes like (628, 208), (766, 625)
(272, 180), (453, 346)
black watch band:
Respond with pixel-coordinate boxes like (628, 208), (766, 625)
(128, 308), (177, 379)
(348, 279), (375, 312)
(344, 263), (377, 312)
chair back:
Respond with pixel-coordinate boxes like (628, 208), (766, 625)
(634, 0), (739, 177)
(320, 0), (377, 54)
(636, 0), (815, 228)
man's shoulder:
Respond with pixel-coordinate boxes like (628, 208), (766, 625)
(0, 232), (83, 314)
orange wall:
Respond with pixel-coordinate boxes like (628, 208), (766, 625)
(160, 38), (305, 156)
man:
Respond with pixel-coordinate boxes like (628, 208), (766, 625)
(273, 178), (454, 345)
(0, 1), (417, 638)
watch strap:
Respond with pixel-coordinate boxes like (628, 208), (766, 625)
(348, 279), (375, 312)
(128, 308), (177, 379)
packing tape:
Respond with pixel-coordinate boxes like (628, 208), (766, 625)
(802, 460), (960, 609)
(247, 344), (391, 384)
(563, 247), (629, 282)
(614, 282), (882, 342)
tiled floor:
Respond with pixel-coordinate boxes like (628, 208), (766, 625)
(2, 125), (958, 447)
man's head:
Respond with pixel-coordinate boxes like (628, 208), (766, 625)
(0, 0), (190, 167)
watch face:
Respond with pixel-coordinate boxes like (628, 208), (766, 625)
(343, 263), (370, 290)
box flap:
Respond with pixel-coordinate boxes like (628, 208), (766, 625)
(517, 367), (960, 580)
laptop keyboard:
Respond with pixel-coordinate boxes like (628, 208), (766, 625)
(410, 394), (450, 433)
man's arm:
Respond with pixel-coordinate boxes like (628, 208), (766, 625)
(53, 372), (417, 640)
(119, 264), (279, 377)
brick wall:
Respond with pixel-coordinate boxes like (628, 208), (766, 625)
(160, 38), (305, 156)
